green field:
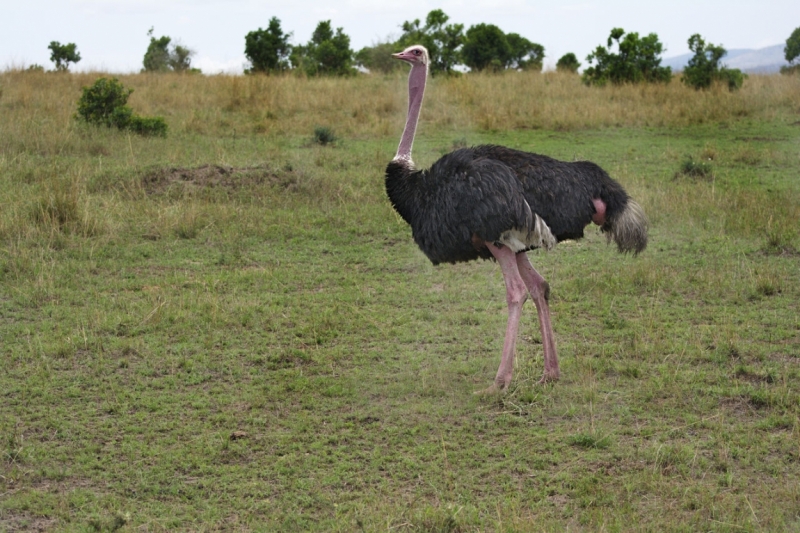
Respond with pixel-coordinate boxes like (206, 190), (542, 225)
(1, 70), (799, 531)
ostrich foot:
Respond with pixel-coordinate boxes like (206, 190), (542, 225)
(474, 380), (510, 396)
(538, 371), (560, 385)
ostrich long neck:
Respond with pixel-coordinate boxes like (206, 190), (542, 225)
(394, 61), (428, 164)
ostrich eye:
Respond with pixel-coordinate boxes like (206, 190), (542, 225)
(414, 50), (421, 55)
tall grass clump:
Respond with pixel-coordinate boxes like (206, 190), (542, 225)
(27, 178), (103, 238)
(677, 156), (713, 179)
(313, 126), (337, 145)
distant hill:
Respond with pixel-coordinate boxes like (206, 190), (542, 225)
(662, 44), (788, 74)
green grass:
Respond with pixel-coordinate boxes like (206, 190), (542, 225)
(1, 74), (800, 531)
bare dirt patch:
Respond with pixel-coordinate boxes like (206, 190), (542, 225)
(141, 164), (300, 194)
(0, 514), (58, 533)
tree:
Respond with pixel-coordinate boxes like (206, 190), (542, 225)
(785, 26), (800, 65)
(143, 28), (196, 72)
(681, 34), (744, 91)
(245, 17), (292, 74)
(556, 53), (580, 73)
(461, 24), (511, 72)
(48, 41), (81, 72)
(291, 21), (354, 76)
(461, 24), (544, 72)
(355, 41), (403, 74)
(395, 9), (464, 75)
(506, 33), (545, 71)
(782, 26), (800, 74)
(143, 32), (171, 72)
(169, 45), (194, 72)
(582, 28), (671, 85)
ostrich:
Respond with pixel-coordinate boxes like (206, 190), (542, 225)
(385, 45), (648, 393)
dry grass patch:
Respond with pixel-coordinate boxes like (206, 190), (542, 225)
(2, 70), (800, 149)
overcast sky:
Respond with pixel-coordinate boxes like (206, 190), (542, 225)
(3, 0), (798, 73)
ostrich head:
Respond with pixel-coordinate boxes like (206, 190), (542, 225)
(392, 45), (429, 67)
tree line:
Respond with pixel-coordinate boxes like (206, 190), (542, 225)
(38, 15), (800, 92)
(244, 11), (548, 77)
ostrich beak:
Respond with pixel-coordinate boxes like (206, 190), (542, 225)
(392, 50), (414, 63)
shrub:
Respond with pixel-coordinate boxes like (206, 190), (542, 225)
(780, 64), (800, 76)
(313, 126), (336, 145)
(76, 78), (134, 128)
(76, 78), (167, 137)
(129, 115), (168, 137)
(355, 42), (403, 74)
(556, 53), (580, 73)
(682, 34), (744, 91)
(583, 28), (671, 86)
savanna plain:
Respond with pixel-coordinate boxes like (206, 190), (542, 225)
(1, 70), (799, 532)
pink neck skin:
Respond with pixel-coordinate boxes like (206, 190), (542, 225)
(394, 61), (428, 164)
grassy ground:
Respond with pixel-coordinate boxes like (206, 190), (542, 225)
(1, 70), (799, 532)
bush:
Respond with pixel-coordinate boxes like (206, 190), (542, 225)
(76, 78), (133, 128)
(583, 28), (671, 86)
(717, 68), (745, 91)
(556, 53), (580, 73)
(682, 34), (744, 91)
(129, 115), (168, 137)
(780, 64), (800, 75)
(355, 42), (403, 74)
(76, 78), (167, 137)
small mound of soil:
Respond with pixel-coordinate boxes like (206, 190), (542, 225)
(142, 164), (298, 194)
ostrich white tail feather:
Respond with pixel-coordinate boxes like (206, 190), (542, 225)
(607, 200), (648, 254)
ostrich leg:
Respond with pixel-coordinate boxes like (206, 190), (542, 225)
(516, 252), (559, 382)
(479, 242), (529, 394)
